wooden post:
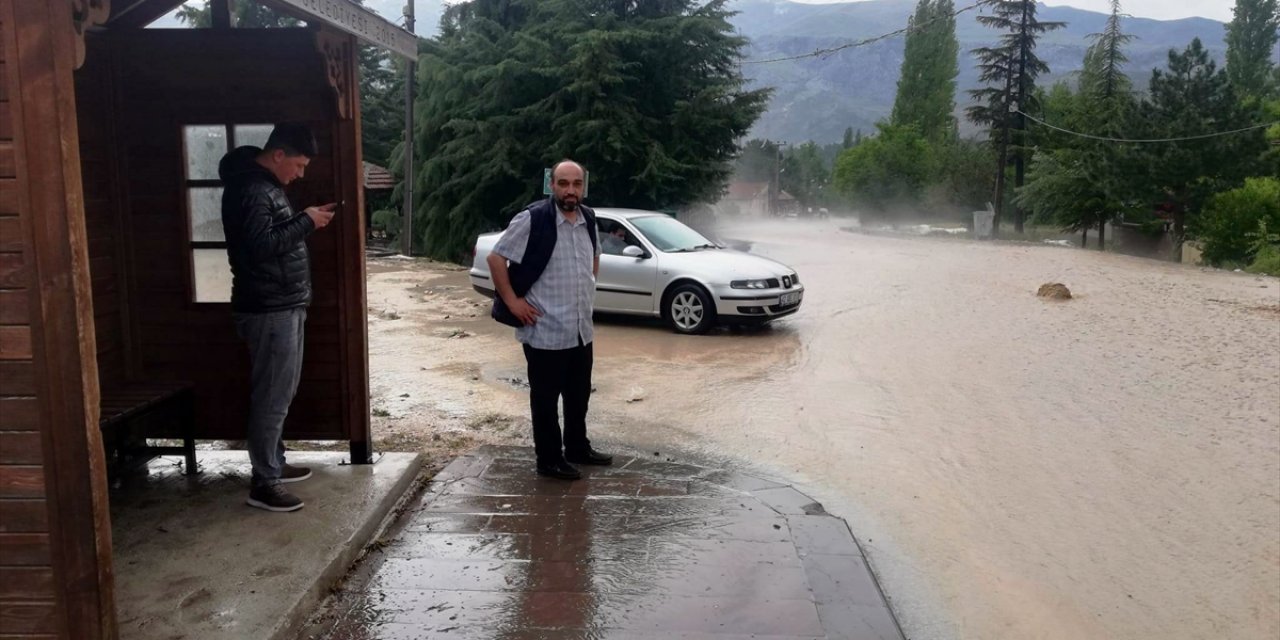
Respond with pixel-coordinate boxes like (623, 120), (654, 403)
(331, 33), (373, 464)
(3, 1), (116, 638)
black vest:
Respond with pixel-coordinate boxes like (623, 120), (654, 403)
(492, 198), (598, 327)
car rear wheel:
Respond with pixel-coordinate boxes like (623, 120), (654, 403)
(665, 283), (715, 335)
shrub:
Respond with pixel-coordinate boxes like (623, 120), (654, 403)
(1196, 177), (1280, 266)
(371, 209), (401, 241)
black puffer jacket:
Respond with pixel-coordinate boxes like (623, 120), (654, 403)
(219, 146), (315, 313)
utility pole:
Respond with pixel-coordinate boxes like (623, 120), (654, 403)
(772, 140), (787, 217)
(400, 0), (416, 256)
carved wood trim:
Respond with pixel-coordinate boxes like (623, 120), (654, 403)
(314, 30), (354, 120)
(71, 0), (110, 69)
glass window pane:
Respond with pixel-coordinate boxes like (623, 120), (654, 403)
(234, 124), (274, 150)
(193, 249), (232, 303)
(189, 187), (225, 241)
(184, 125), (227, 180)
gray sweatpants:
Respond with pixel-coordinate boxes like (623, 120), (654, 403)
(234, 308), (306, 488)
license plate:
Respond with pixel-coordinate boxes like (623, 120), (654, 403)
(779, 291), (802, 306)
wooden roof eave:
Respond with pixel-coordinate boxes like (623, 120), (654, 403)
(100, 0), (418, 60)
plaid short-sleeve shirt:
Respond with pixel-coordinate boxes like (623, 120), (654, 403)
(493, 207), (601, 350)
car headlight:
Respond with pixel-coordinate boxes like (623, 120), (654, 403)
(791, 272), (800, 285)
(731, 279), (773, 289)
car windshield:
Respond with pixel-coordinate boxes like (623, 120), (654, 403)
(629, 215), (715, 252)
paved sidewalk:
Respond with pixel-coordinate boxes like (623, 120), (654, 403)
(305, 445), (903, 639)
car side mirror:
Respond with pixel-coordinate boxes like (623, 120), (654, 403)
(622, 245), (646, 258)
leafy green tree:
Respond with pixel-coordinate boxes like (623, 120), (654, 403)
(1225, 0), (1280, 100)
(175, 0), (300, 27)
(967, 0), (1066, 235)
(892, 0), (959, 144)
(831, 124), (933, 214)
(410, 0), (769, 260)
(779, 142), (831, 208)
(734, 139), (782, 184)
(926, 138), (995, 214)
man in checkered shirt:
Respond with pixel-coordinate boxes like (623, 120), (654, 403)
(487, 160), (613, 480)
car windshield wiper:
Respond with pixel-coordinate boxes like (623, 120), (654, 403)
(692, 243), (720, 250)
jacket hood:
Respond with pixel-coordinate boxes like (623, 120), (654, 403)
(218, 146), (277, 185)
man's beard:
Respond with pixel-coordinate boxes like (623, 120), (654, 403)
(554, 195), (578, 212)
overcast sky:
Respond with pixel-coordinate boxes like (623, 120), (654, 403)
(358, 0), (1234, 32)
(790, 0), (1235, 22)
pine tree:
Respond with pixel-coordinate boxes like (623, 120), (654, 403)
(966, 0), (1065, 235)
(1225, 0), (1280, 100)
(1138, 39), (1266, 252)
(411, 0), (769, 260)
(891, 0), (960, 143)
(842, 127), (855, 149)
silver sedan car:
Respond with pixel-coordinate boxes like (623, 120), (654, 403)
(470, 208), (804, 334)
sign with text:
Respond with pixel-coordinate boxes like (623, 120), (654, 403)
(275, 0), (418, 59)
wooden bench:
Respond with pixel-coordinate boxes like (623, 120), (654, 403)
(99, 381), (197, 476)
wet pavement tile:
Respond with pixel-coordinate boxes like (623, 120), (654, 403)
(404, 513), (493, 533)
(313, 445), (903, 639)
(618, 458), (708, 479)
(697, 469), (787, 493)
(800, 554), (888, 607)
(646, 537), (799, 565)
(622, 514), (792, 543)
(750, 486), (828, 515)
(383, 533), (533, 560)
(789, 515), (864, 557)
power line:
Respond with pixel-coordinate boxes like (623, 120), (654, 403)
(742, 1), (983, 65)
(1017, 110), (1279, 143)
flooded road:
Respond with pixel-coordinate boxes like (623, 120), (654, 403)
(365, 219), (1280, 639)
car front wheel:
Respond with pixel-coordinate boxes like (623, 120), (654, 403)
(665, 283), (715, 335)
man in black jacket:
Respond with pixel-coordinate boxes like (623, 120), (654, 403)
(220, 123), (335, 512)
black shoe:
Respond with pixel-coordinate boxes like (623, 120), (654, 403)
(566, 448), (613, 466)
(536, 460), (582, 480)
(246, 484), (304, 512)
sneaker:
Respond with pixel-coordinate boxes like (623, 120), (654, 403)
(280, 464), (312, 483)
(246, 484), (304, 512)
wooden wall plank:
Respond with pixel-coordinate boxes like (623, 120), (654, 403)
(0, 533), (50, 565)
(0, 601), (56, 634)
(0, 326), (31, 360)
(0, 466), (44, 498)
(0, 289), (27, 324)
(0, 217), (19, 252)
(0, 178), (14, 215)
(0, 397), (36, 430)
(0, 432), (42, 464)
(0, 361), (34, 395)
(0, 252), (25, 288)
(0, 143), (14, 177)
(0, 499), (48, 532)
(0, 566), (54, 601)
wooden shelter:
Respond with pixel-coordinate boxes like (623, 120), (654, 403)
(0, 1), (415, 637)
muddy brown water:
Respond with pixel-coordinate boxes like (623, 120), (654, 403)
(366, 219), (1280, 639)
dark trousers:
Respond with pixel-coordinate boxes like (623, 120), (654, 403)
(233, 308), (306, 487)
(522, 341), (593, 465)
